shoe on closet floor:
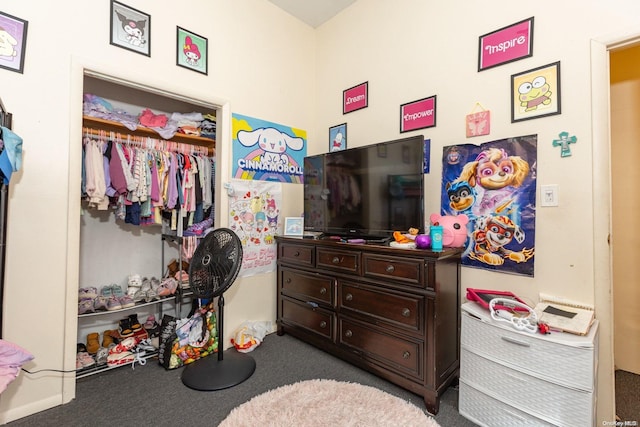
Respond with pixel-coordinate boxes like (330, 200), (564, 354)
(95, 347), (108, 366)
(107, 351), (134, 367)
(86, 332), (100, 354)
(106, 296), (122, 311)
(76, 351), (96, 369)
(129, 314), (142, 331)
(100, 285), (113, 297)
(109, 336), (138, 354)
(93, 295), (109, 311)
(78, 298), (95, 315)
(111, 284), (125, 298)
(119, 295), (135, 309)
(118, 318), (134, 338)
(157, 278), (178, 297)
(78, 287), (98, 301)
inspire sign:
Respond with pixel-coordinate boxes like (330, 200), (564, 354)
(478, 17), (534, 71)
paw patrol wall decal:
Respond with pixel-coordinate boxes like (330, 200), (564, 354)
(232, 113), (307, 183)
(441, 135), (537, 277)
(552, 131), (577, 157)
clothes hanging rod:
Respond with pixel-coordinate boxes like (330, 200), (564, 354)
(82, 126), (213, 157)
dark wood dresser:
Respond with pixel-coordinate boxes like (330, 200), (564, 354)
(275, 236), (462, 414)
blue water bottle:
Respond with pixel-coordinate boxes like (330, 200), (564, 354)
(430, 225), (443, 251)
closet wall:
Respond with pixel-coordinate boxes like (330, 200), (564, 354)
(78, 76), (218, 342)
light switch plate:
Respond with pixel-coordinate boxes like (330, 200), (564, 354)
(540, 184), (559, 207)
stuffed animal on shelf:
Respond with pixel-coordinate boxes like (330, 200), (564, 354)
(429, 213), (469, 248)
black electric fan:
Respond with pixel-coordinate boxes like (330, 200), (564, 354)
(181, 228), (256, 390)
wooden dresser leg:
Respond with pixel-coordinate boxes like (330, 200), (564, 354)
(424, 393), (440, 415)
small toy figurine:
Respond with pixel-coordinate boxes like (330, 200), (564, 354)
(429, 213), (469, 247)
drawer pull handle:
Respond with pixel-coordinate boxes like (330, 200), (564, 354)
(319, 321), (327, 329)
(294, 251), (300, 257)
(306, 301), (319, 308)
(345, 329), (353, 338)
(402, 308), (410, 317)
(286, 278), (291, 283)
(345, 293), (353, 301)
(386, 265), (395, 273)
(402, 351), (410, 359)
(500, 336), (531, 347)
(319, 287), (327, 295)
(332, 256), (340, 264)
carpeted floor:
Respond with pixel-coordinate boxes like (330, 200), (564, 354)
(8, 333), (476, 426)
(615, 369), (640, 423)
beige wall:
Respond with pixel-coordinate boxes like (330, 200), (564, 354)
(313, 1), (640, 424)
(0, 0), (313, 422)
(610, 44), (640, 375)
(1, 0), (638, 423)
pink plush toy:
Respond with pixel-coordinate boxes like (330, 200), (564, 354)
(429, 213), (469, 247)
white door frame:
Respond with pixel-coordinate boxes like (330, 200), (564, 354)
(591, 30), (640, 422)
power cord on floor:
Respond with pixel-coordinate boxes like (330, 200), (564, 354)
(21, 367), (77, 374)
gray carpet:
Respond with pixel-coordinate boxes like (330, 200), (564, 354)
(615, 369), (640, 423)
(8, 333), (477, 426)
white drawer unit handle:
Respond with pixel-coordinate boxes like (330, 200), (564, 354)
(500, 336), (531, 347)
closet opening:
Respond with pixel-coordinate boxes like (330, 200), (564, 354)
(76, 71), (221, 377)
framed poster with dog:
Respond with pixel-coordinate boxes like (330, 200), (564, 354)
(0, 11), (28, 74)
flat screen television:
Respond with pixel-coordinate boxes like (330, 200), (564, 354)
(303, 135), (425, 240)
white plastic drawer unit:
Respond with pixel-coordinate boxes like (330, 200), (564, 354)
(461, 302), (597, 391)
(459, 302), (598, 427)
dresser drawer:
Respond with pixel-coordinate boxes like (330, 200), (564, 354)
(459, 381), (556, 427)
(461, 312), (595, 390)
(339, 281), (423, 332)
(280, 267), (334, 306)
(281, 298), (334, 340)
(339, 318), (423, 380)
(317, 247), (360, 274)
(461, 349), (593, 427)
(279, 243), (314, 267)
(362, 253), (425, 288)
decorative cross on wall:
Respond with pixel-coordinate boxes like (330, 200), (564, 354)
(552, 131), (577, 157)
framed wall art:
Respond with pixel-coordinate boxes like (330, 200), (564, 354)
(329, 123), (347, 152)
(0, 11), (28, 74)
(478, 17), (534, 71)
(110, 0), (151, 56)
(511, 61), (561, 122)
(343, 82), (368, 114)
(284, 217), (304, 237)
(400, 95), (436, 133)
(177, 26), (208, 75)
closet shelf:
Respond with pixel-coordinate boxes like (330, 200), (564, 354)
(82, 116), (215, 156)
(78, 294), (180, 318)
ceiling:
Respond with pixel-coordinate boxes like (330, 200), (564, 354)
(267, 0), (357, 28)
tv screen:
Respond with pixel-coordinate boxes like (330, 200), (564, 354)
(303, 135), (425, 239)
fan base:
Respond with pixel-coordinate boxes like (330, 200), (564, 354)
(181, 349), (256, 391)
